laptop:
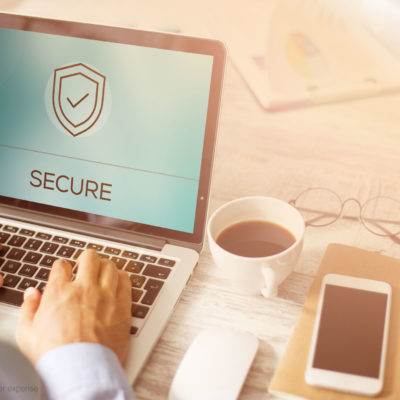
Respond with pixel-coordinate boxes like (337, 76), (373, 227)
(0, 12), (225, 383)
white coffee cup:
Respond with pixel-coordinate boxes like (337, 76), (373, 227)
(207, 196), (305, 297)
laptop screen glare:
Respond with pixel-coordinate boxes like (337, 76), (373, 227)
(0, 27), (214, 234)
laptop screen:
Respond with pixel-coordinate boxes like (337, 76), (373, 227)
(0, 15), (225, 244)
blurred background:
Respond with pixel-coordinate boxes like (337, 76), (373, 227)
(1, 0), (400, 265)
(1, 0), (400, 111)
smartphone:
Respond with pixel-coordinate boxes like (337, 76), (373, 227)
(305, 273), (391, 396)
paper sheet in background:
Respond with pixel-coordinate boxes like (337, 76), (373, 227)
(203, 0), (400, 111)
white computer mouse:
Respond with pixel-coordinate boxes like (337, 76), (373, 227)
(168, 327), (259, 400)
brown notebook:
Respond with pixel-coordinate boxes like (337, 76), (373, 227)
(269, 243), (400, 400)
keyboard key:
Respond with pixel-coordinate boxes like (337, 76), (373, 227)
(0, 232), (11, 243)
(122, 250), (139, 259)
(24, 239), (43, 251)
(0, 245), (10, 257)
(7, 248), (25, 261)
(8, 235), (27, 248)
(36, 232), (52, 240)
(111, 257), (126, 269)
(87, 243), (103, 251)
(141, 289), (162, 306)
(143, 264), (171, 280)
(40, 242), (59, 254)
(3, 274), (21, 288)
(53, 236), (68, 244)
(36, 268), (50, 281)
(18, 278), (38, 291)
(20, 264), (39, 277)
(144, 279), (164, 291)
(2, 260), (21, 274)
(131, 304), (149, 319)
(130, 326), (138, 335)
(20, 229), (34, 237)
(70, 239), (86, 248)
(37, 282), (46, 293)
(130, 274), (146, 288)
(73, 249), (84, 259)
(40, 255), (57, 268)
(57, 246), (75, 258)
(98, 253), (110, 259)
(0, 287), (24, 306)
(23, 252), (42, 265)
(140, 254), (157, 263)
(132, 289), (143, 302)
(125, 261), (144, 274)
(142, 279), (164, 306)
(105, 247), (121, 256)
(4, 225), (18, 233)
(158, 258), (176, 267)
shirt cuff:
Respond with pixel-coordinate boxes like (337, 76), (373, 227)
(36, 343), (136, 400)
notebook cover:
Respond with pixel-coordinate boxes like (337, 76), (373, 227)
(269, 243), (400, 399)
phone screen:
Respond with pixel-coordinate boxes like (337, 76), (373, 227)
(313, 284), (388, 378)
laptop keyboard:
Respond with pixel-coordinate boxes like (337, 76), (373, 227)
(0, 223), (176, 336)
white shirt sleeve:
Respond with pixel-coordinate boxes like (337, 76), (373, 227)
(35, 343), (136, 400)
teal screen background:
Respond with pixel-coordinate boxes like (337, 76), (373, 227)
(0, 27), (214, 233)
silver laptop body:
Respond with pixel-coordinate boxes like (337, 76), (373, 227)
(0, 12), (225, 383)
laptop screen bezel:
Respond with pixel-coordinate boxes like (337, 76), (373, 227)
(0, 12), (225, 247)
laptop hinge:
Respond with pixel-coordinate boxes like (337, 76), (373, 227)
(0, 206), (166, 251)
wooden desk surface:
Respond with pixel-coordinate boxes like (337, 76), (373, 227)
(2, 1), (400, 398)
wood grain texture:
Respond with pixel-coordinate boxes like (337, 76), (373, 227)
(2, 1), (400, 398)
(134, 56), (400, 398)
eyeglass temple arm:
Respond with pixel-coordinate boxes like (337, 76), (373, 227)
(290, 204), (339, 227)
(362, 219), (400, 244)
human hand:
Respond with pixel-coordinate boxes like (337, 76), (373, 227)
(16, 249), (132, 365)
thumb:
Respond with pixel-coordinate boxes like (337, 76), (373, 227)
(20, 287), (41, 324)
(16, 287), (42, 358)
(17, 288), (41, 344)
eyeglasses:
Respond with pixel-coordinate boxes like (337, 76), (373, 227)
(289, 188), (400, 242)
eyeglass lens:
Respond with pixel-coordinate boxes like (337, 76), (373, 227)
(361, 197), (400, 237)
(292, 188), (342, 227)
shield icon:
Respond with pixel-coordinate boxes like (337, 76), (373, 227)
(52, 63), (106, 137)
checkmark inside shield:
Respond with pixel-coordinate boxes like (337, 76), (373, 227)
(67, 93), (89, 108)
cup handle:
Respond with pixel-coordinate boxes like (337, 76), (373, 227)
(261, 266), (278, 298)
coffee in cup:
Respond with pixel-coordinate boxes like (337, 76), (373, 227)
(207, 196), (304, 297)
(216, 220), (296, 258)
